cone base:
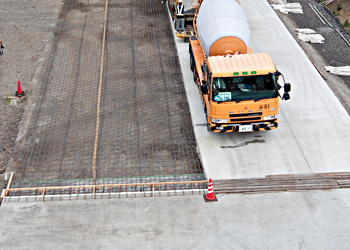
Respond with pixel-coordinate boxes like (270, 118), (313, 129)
(203, 194), (218, 202)
(15, 91), (25, 98)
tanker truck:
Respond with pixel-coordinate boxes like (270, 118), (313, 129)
(189, 0), (291, 133)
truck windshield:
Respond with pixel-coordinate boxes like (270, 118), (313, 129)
(211, 75), (278, 102)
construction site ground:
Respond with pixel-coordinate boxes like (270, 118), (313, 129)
(272, 0), (350, 113)
(1, 0), (350, 248)
(1, 0), (203, 192)
(0, 0), (61, 192)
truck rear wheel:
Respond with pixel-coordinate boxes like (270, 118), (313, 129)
(190, 54), (194, 72)
(193, 69), (197, 83)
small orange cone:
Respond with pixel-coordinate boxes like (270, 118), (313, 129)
(15, 81), (25, 97)
(203, 178), (218, 202)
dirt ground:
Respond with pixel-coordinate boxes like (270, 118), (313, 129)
(0, 0), (62, 178)
(326, 0), (350, 32)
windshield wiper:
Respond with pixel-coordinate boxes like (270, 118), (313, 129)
(234, 98), (244, 103)
(216, 98), (245, 103)
(254, 96), (271, 102)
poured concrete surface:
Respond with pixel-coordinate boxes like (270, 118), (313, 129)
(177, 0), (350, 180)
(1, 189), (350, 249)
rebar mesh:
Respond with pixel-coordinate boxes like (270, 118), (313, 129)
(12, 0), (203, 189)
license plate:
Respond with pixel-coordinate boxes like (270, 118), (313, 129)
(239, 125), (253, 132)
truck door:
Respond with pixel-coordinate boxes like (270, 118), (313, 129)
(205, 71), (212, 115)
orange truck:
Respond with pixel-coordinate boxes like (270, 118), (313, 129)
(189, 0), (291, 133)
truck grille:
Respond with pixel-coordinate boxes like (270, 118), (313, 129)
(229, 112), (262, 117)
(229, 112), (262, 123)
(230, 117), (261, 122)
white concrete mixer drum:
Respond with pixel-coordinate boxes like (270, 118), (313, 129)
(196, 0), (250, 57)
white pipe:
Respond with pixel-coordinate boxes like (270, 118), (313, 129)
(308, 3), (325, 25)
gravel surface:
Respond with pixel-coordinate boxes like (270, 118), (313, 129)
(0, 0), (62, 176)
(269, 0), (350, 113)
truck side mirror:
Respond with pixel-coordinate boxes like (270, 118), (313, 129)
(284, 83), (291, 93)
(201, 84), (208, 95)
(283, 92), (290, 101)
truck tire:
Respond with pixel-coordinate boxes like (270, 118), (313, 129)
(190, 54), (194, 72)
(193, 69), (197, 83)
(206, 113), (211, 132)
(207, 122), (211, 132)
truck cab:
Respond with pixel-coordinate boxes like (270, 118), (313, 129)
(197, 53), (290, 133)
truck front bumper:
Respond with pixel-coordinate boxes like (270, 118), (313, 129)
(209, 120), (278, 133)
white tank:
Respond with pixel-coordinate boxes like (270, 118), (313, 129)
(196, 0), (250, 57)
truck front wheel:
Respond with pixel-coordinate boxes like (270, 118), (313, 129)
(206, 113), (211, 132)
(207, 122), (212, 132)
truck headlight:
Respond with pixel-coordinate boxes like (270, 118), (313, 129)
(211, 118), (228, 123)
(263, 115), (278, 120)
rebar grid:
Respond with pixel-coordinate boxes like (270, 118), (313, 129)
(2, 180), (208, 203)
(13, 0), (203, 189)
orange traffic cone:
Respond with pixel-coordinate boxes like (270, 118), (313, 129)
(15, 81), (25, 97)
(203, 178), (218, 202)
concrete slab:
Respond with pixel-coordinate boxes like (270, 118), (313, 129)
(175, 0), (350, 180)
(1, 190), (350, 249)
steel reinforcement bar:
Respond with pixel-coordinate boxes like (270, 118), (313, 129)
(12, 0), (203, 190)
(213, 172), (350, 194)
(0, 179), (208, 203)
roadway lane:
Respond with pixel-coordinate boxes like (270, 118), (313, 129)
(176, 0), (350, 179)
